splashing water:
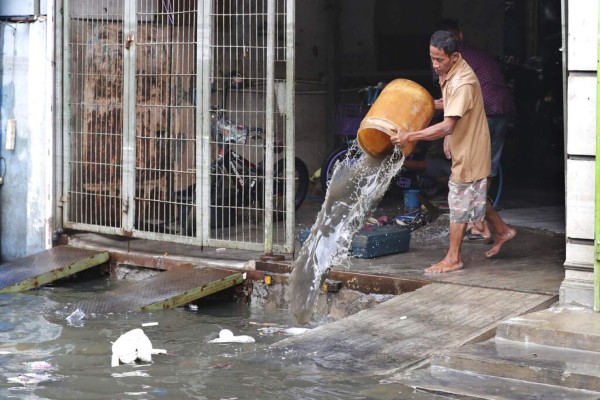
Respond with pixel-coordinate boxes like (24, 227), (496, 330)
(289, 146), (406, 324)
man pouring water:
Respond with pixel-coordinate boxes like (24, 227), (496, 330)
(390, 30), (516, 273)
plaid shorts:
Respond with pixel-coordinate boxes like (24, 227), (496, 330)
(448, 178), (487, 224)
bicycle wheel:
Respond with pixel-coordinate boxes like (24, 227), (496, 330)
(320, 143), (362, 192)
(272, 157), (309, 211)
(209, 163), (237, 229)
(268, 157), (309, 221)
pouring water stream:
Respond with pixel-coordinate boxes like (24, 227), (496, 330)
(289, 146), (406, 324)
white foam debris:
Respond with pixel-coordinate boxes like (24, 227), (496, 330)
(208, 329), (255, 344)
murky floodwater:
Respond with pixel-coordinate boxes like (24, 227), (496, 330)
(289, 148), (406, 324)
(0, 274), (438, 400)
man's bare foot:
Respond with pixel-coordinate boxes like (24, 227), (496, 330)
(469, 221), (491, 240)
(425, 259), (464, 273)
(477, 222), (491, 239)
(485, 227), (517, 258)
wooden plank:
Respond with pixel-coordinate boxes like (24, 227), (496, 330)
(74, 267), (244, 314)
(272, 283), (556, 374)
(0, 246), (109, 293)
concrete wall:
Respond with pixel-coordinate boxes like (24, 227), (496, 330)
(334, 0), (505, 81)
(0, 17), (54, 261)
(293, 0), (330, 175)
(295, 0), (508, 177)
(560, 0), (597, 307)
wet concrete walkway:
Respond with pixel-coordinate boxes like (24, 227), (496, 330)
(272, 283), (555, 375)
(294, 196), (566, 296)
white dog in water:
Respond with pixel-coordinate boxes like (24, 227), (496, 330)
(111, 328), (166, 367)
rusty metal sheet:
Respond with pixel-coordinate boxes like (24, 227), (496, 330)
(75, 267), (244, 314)
(0, 246), (109, 292)
(328, 270), (430, 295)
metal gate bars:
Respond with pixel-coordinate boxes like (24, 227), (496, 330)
(62, 0), (295, 253)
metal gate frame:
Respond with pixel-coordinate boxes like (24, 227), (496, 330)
(61, 0), (296, 253)
(199, 0), (296, 253)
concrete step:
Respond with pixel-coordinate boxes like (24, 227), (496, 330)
(496, 307), (600, 352)
(432, 339), (600, 391)
(398, 366), (600, 400)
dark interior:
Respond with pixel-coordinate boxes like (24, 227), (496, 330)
(327, 0), (564, 209)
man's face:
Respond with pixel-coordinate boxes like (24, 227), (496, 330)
(430, 45), (458, 77)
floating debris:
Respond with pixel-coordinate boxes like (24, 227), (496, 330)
(111, 328), (166, 367)
(283, 327), (310, 336)
(111, 370), (150, 378)
(257, 326), (311, 336)
(7, 372), (62, 385)
(210, 363), (232, 369)
(247, 321), (278, 327)
(208, 329), (255, 344)
(66, 308), (85, 327)
(25, 361), (53, 371)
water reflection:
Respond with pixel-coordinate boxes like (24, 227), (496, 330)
(0, 293), (63, 398)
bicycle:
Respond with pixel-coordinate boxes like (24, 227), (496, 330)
(320, 83), (383, 192)
(208, 107), (310, 227)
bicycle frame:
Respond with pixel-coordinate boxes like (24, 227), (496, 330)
(211, 114), (256, 205)
(210, 109), (285, 208)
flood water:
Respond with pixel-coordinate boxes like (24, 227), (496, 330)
(289, 148), (406, 323)
(0, 145), (439, 399)
(0, 275), (435, 400)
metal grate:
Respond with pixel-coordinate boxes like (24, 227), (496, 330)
(207, 0), (293, 251)
(133, 1), (198, 238)
(64, 0), (126, 231)
(63, 0), (296, 253)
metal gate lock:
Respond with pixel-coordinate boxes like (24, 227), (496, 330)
(125, 33), (135, 49)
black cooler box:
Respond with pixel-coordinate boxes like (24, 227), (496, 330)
(298, 225), (411, 259)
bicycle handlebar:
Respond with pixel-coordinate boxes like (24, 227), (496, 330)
(357, 82), (385, 105)
(357, 82), (385, 93)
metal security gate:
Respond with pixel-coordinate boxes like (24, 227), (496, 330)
(62, 0), (295, 253)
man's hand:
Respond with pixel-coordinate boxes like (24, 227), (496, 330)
(390, 130), (410, 147)
(434, 98), (444, 110)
